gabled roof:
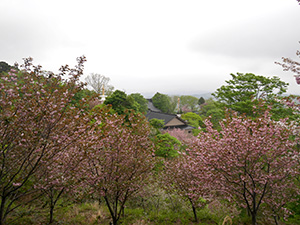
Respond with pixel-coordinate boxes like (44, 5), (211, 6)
(146, 111), (187, 126)
(166, 124), (196, 131)
(146, 99), (195, 131)
(147, 99), (162, 112)
(146, 111), (195, 131)
(146, 111), (177, 124)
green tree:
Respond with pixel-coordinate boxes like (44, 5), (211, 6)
(148, 118), (165, 136)
(170, 95), (180, 113)
(181, 112), (203, 128)
(149, 118), (164, 130)
(198, 97), (205, 105)
(180, 95), (199, 111)
(0, 61), (12, 74)
(198, 98), (225, 130)
(153, 133), (181, 158)
(152, 92), (175, 113)
(71, 88), (97, 109)
(104, 90), (139, 114)
(129, 93), (148, 114)
(213, 73), (289, 117)
(149, 118), (165, 137)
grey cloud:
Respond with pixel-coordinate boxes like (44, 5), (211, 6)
(0, 13), (64, 64)
(190, 7), (300, 60)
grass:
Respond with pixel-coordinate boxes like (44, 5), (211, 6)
(5, 193), (300, 224)
(7, 201), (107, 225)
(6, 199), (217, 224)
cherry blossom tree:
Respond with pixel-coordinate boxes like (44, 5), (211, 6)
(0, 56), (92, 224)
(162, 128), (208, 222)
(34, 132), (92, 224)
(162, 151), (210, 222)
(192, 110), (300, 225)
(81, 108), (155, 225)
(276, 43), (300, 84)
(165, 128), (197, 145)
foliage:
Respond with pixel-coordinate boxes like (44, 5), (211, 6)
(163, 152), (210, 222)
(149, 118), (165, 137)
(152, 92), (175, 114)
(0, 61), (14, 74)
(192, 108), (300, 225)
(276, 42), (300, 85)
(165, 128), (196, 145)
(169, 95), (180, 113)
(85, 73), (114, 95)
(4, 190), (300, 224)
(6, 196), (226, 225)
(212, 73), (289, 117)
(181, 112), (203, 128)
(158, 136), (179, 158)
(81, 108), (155, 225)
(152, 133), (182, 158)
(6, 200), (104, 225)
(0, 56), (92, 224)
(198, 98), (225, 130)
(71, 88), (98, 109)
(124, 184), (199, 225)
(129, 93), (148, 114)
(179, 95), (199, 112)
(149, 118), (165, 130)
(34, 127), (93, 225)
(180, 105), (192, 113)
(285, 197), (300, 224)
(198, 97), (205, 105)
(104, 90), (139, 115)
(206, 200), (240, 225)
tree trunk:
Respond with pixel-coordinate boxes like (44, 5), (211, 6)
(188, 198), (198, 222)
(104, 196), (119, 225)
(112, 216), (118, 225)
(192, 204), (198, 222)
(121, 205), (125, 218)
(48, 188), (64, 224)
(274, 215), (279, 225)
(141, 198), (145, 212)
(49, 205), (54, 224)
(251, 212), (257, 225)
(0, 195), (7, 225)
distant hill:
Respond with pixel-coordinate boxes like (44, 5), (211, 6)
(188, 93), (213, 99)
(167, 92), (214, 100)
(141, 92), (213, 99)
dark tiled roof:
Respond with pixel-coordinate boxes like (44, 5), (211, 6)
(147, 99), (161, 112)
(146, 99), (195, 131)
(163, 124), (195, 130)
(146, 111), (177, 124)
(146, 111), (191, 127)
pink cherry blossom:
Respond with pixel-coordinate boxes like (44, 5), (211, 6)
(190, 110), (300, 225)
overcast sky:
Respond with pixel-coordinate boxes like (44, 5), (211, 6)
(1, 0), (300, 97)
